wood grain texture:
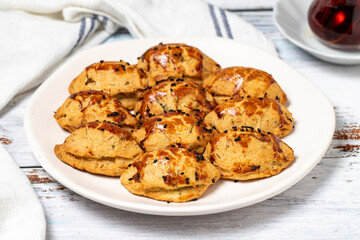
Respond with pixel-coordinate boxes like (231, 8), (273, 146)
(23, 156), (359, 240)
(1, 7), (360, 240)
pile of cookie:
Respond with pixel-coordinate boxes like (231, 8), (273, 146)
(54, 43), (294, 203)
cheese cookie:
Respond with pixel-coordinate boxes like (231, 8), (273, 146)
(132, 112), (213, 153)
(203, 129), (294, 180)
(68, 61), (147, 109)
(54, 90), (137, 132)
(134, 80), (216, 123)
(120, 147), (221, 202)
(137, 43), (221, 86)
(203, 67), (287, 105)
(54, 121), (143, 176)
(204, 97), (293, 138)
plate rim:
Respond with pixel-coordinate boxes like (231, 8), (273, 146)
(24, 36), (336, 216)
(274, 0), (360, 62)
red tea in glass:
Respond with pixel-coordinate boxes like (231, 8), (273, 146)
(308, 0), (360, 49)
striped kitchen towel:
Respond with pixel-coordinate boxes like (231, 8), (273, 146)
(0, 0), (276, 111)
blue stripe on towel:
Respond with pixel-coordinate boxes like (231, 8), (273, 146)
(72, 18), (86, 51)
(220, 8), (233, 39)
(208, 4), (222, 37)
(83, 15), (98, 42)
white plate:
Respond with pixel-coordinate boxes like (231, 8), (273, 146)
(24, 37), (335, 216)
(274, 0), (360, 65)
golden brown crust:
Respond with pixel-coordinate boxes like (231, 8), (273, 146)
(54, 122), (143, 176)
(132, 112), (214, 153)
(137, 43), (221, 86)
(203, 67), (287, 105)
(133, 80), (216, 123)
(204, 98), (293, 138)
(68, 61), (147, 109)
(54, 90), (137, 132)
(120, 147), (221, 202)
(203, 129), (294, 180)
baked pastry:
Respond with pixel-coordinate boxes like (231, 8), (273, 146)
(120, 147), (221, 202)
(203, 129), (294, 180)
(203, 67), (287, 105)
(68, 61), (147, 109)
(137, 43), (221, 86)
(204, 97), (293, 137)
(54, 90), (137, 132)
(54, 121), (143, 176)
(133, 80), (216, 123)
(132, 112), (213, 153)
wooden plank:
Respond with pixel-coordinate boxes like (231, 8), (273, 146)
(23, 155), (360, 239)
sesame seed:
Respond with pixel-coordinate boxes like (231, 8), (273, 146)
(247, 95), (251, 98)
(171, 83), (176, 87)
(162, 176), (166, 181)
(171, 144), (176, 147)
(234, 137), (241, 142)
(181, 172), (184, 175)
(212, 178), (215, 183)
(100, 60), (104, 63)
(165, 156), (169, 160)
(153, 159), (158, 163)
(234, 180), (238, 183)
(128, 178), (133, 181)
(195, 171), (199, 181)
(224, 130), (228, 133)
(197, 136), (200, 140)
(128, 164), (132, 167)
(186, 178), (190, 184)
(157, 119), (162, 121)
(251, 166), (258, 171)
(163, 124), (167, 128)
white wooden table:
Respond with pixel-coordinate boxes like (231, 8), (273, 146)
(1, 1), (360, 239)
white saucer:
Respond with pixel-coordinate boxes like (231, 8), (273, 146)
(274, 0), (360, 65)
